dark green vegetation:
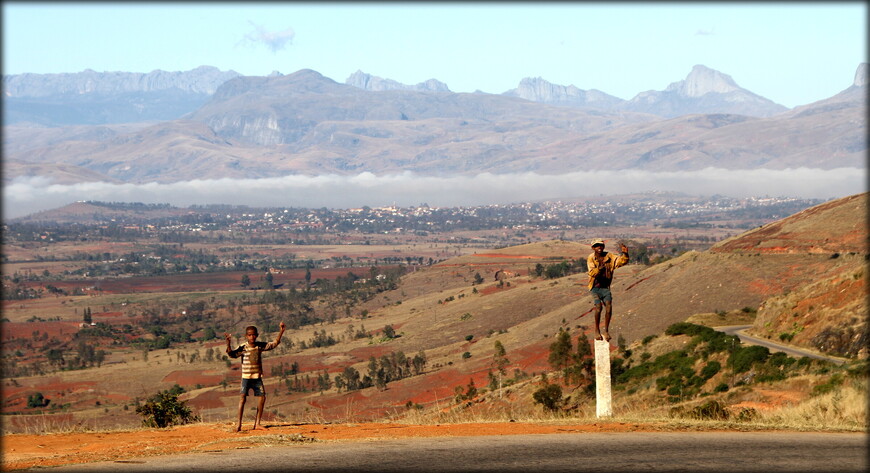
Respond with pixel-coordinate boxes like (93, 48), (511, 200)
(612, 323), (817, 402)
(531, 322), (864, 417)
(135, 384), (200, 428)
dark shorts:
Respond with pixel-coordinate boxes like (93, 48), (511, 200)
(240, 378), (265, 396)
(590, 287), (612, 305)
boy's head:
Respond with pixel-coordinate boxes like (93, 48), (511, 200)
(245, 325), (259, 344)
(591, 239), (605, 255)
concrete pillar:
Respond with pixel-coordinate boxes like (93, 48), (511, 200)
(594, 339), (612, 418)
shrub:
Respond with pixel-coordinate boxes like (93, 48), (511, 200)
(735, 407), (758, 422)
(532, 383), (563, 411)
(812, 373), (844, 396)
(699, 361), (721, 380)
(136, 384), (199, 428)
(461, 351), (471, 359)
(27, 392), (49, 408)
(616, 361), (654, 384)
(728, 345), (770, 373)
(767, 352), (795, 368)
(713, 382), (729, 393)
(689, 400), (729, 420)
(665, 322), (710, 337)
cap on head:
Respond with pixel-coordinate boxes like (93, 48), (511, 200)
(591, 239), (605, 248)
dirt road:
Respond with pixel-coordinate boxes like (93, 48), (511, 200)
(714, 325), (849, 365)
(17, 430), (868, 472)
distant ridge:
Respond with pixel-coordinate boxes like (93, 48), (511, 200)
(346, 70), (451, 92)
(2, 65), (240, 97)
(2, 66), (242, 126)
(502, 77), (623, 108)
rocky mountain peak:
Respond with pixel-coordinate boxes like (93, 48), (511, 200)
(504, 77), (622, 108)
(854, 63), (867, 87)
(2, 66), (241, 97)
(666, 64), (740, 97)
(345, 70), (450, 92)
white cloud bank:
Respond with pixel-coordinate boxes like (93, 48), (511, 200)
(4, 167), (866, 220)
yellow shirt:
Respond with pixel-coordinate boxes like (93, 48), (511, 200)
(586, 250), (629, 289)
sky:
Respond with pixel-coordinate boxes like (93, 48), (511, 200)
(3, 2), (867, 108)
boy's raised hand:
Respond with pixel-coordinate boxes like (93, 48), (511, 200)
(279, 321), (286, 332)
(224, 332), (232, 343)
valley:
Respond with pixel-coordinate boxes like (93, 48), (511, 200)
(1, 193), (866, 443)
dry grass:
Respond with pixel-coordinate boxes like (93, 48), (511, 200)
(754, 376), (867, 431)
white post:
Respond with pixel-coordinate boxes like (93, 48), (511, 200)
(594, 339), (613, 418)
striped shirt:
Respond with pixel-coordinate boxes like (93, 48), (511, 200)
(228, 340), (279, 379)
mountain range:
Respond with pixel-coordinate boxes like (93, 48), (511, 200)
(2, 64), (866, 186)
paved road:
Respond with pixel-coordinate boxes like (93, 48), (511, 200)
(713, 325), (848, 365)
(32, 432), (868, 472)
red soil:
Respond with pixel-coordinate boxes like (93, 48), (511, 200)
(1, 420), (679, 471)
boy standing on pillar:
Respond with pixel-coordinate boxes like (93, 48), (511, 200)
(586, 239), (629, 342)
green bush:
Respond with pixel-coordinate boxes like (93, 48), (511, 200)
(136, 384), (199, 428)
(616, 361), (654, 384)
(699, 361), (721, 380)
(713, 382), (729, 393)
(532, 383), (563, 411)
(812, 373), (844, 396)
(665, 322), (714, 337)
(728, 345), (770, 373)
(27, 392), (49, 408)
(767, 352), (795, 368)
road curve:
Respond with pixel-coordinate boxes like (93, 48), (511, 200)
(32, 431), (867, 473)
(713, 325), (848, 365)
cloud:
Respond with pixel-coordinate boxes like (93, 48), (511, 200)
(3, 168), (865, 220)
(241, 22), (295, 53)
(695, 28), (715, 36)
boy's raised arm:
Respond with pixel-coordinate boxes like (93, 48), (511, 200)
(274, 322), (286, 344)
(224, 332), (236, 356)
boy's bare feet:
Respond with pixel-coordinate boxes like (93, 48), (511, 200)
(234, 425), (242, 432)
(594, 332), (603, 341)
(602, 330), (612, 342)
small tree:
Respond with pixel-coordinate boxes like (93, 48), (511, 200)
(240, 274), (251, 288)
(492, 340), (510, 394)
(135, 384), (199, 428)
(533, 383), (563, 411)
(27, 392), (49, 408)
(383, 324), (396, 339)
(548, 329), (573, 376)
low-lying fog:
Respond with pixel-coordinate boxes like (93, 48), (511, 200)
(4, 167), (865, 219)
